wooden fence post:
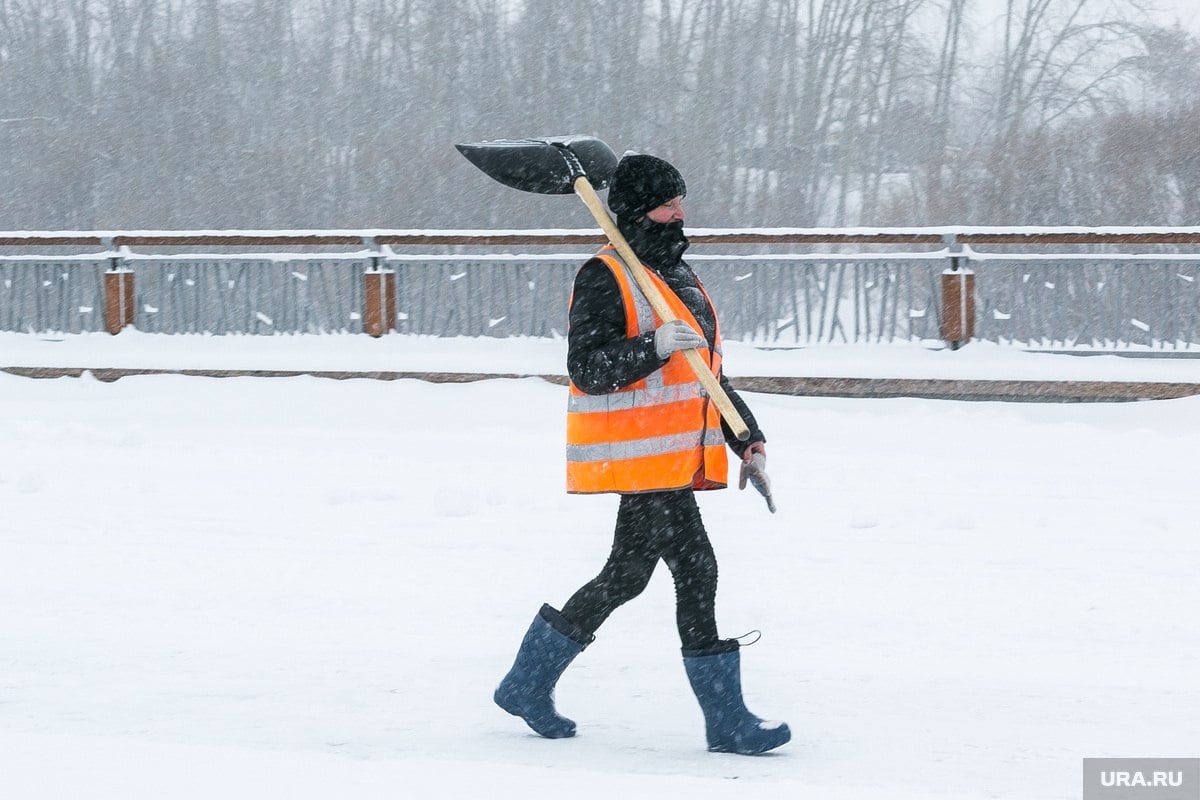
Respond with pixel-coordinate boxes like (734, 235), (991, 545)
(103, 257), (135, 334)
(940, 258), (975, 349)
(363, 258), (396, 337)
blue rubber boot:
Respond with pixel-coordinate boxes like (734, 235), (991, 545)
(494, 604), (593, 738)
(683, 642), (791, 754)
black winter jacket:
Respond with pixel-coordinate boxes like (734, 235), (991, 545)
(566, 254), (766, 459)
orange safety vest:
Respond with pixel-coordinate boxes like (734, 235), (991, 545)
(566, 246), (729, 494)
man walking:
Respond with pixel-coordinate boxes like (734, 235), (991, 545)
(494, 152), (789, 756)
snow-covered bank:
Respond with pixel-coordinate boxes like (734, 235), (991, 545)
(2, 369), (1198, 798)
(3, 331), (1200, 384)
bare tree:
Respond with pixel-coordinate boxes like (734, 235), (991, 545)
(977, 0), (1144, 221)
(0, 0), (1190, 229)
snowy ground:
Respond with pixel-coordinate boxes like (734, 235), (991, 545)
(2, 335), (1199, 798)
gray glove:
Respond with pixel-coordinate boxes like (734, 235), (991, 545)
(654, 319), (706, 359)
(738, 443), (776, 513)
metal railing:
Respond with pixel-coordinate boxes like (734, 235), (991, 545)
(3, 228), (1200, 347)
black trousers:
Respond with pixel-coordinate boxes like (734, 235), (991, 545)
(560, 488), (720, 651)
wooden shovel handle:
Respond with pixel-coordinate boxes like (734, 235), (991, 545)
(573, 176), (751, 441)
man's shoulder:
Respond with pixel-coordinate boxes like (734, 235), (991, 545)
(571, 255), (623, 302)
(576, 255), (617, 282)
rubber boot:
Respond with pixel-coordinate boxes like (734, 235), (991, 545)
(494, 604), (594, 738)
(683, 641), (791, 754)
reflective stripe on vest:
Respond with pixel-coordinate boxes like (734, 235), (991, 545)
(611, 254), (657, 335)
(567, 380), (707, 413)
(565, 246), (729, 494)
(566, 428), (726, 464)
(601, 247), (662, 390)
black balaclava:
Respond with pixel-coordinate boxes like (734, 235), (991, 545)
(617, 216), (689, 270)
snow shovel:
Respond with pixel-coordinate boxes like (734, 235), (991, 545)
(455, 135), (750, 441)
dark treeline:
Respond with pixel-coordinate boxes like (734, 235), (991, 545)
(1, 0), (1198, 230)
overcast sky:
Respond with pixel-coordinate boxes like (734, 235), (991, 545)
(967, 0), (1199, 33)
(1145, 0), (1199, 32)
(1128, 0), (1197, 32)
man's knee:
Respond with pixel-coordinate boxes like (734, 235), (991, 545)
(606, 561), (656, 603)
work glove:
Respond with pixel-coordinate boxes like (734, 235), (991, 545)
(654, 319), (706, 359)
(739, 442), (776, 513)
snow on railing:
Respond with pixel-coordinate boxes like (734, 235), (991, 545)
(5, 225), (1200, 247)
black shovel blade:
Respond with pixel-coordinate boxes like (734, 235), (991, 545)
(455, 135), (619, 195)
